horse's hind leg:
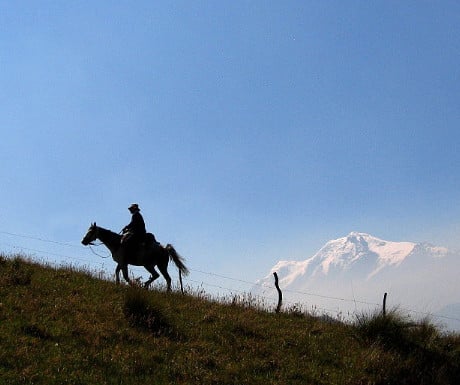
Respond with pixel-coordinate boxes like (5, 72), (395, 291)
(158, 263), (172, 292)
(144, 264), (160, 289)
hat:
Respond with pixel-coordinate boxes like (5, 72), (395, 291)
(128, 203), (139, 211)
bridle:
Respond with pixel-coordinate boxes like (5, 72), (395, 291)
(85, 225), (110, 258)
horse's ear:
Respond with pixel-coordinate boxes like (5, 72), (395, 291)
(92, 222), (96, 227)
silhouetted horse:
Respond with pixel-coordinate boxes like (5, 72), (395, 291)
(81, 223), (189, 290)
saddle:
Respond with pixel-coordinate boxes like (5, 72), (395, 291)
(121, 231), (160, 251)
(145, 232), (160, 247)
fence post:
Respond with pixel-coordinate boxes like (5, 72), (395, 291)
(383, 292), (387, 316)
(273, 272), (282, 313)
(179, 270), (184, 294)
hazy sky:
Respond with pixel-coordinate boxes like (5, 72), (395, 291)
(1, 1), (459, 297)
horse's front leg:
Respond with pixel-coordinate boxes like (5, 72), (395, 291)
(120, 264), (131, 285)
(115, 264), (121, 284)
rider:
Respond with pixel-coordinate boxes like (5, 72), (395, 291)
(121, 203), (146, 247)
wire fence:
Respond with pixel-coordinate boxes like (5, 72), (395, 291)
(1, 229), (460, 327)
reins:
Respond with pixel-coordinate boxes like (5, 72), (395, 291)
(88, 242), (111, 259)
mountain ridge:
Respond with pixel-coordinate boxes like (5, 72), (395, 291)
(254, 232), (459, 331)
(263, 232), (449, 285)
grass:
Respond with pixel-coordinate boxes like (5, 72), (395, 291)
(1, 253), (459, 384)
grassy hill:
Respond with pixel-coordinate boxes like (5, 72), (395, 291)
(1, 254), (459, 385)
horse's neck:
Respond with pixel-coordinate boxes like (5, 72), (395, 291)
(97, 227), (120, 252)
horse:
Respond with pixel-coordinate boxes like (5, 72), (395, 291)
(81, 222), (189, 290)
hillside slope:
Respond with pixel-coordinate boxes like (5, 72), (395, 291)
(1, 254), (459, 385)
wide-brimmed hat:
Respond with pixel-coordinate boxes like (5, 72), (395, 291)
(128, 203), (140, 211)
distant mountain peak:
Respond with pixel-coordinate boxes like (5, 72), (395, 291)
(257, 232), (450, 289)
(311, 232), (417, 277)
(254, 233), (458, 331)
(347, 231), (371, 239)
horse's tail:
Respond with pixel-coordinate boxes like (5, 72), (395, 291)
(165, 244), (189, 276)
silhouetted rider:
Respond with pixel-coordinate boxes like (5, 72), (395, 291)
(121, 203), (146, 246)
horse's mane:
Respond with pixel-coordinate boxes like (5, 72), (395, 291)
(97, 226), (121, 241)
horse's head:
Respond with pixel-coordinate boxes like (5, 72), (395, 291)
(81, 222), (98, 245)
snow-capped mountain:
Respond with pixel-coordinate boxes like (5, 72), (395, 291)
(266, 232), (448, 286)
(254, 232), (459, 331)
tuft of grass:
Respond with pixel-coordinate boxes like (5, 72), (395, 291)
(20, 322), (53, 340)
(0, 256), (32, 286)
(355, 309), (415, 350)
(123, 286), (182, 340)
(354, 309), (460, 384)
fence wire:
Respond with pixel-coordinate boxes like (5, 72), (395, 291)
(1, 229), (459, 326)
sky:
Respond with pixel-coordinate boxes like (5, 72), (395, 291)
(1, 1), (459, 300)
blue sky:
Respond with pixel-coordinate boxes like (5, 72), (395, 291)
(1, 1), (459, 294)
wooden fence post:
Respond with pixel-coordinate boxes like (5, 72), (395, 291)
(273, 272), (282, 313)
(179, 270), (184, 294)
(383, 292), (387, 316)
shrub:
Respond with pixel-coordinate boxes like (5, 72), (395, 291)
(123, 287), (179, 339)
